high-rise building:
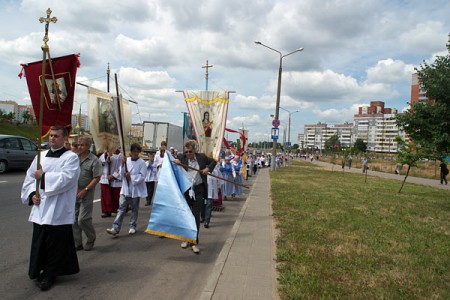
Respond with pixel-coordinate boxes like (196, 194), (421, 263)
(71, 114), (90, 130)
(301, 101), (406, 153)
(353, 101), (404, 152)
(410, 73), (429, 104)
(303, 123), (353, 151)
(0, 100), (34, 123)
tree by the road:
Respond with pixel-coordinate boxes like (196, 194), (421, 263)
(397, 34), (450, 157)
(325, 134), (339, 151)
(353, 138), (367, 153)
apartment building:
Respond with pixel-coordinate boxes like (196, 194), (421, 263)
(410, 73), (429, 105)
(71, 113), (90, 130)
(302, 101), (406, 153)
(304, 123), (353, 151)
(0, 100), (34, 123)
(353, 101), (401, 152)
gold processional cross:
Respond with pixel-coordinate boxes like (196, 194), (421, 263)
(202, 60), (213, 91)
(39, 8), (57, 49)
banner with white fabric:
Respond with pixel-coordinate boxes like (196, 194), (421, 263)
(145, 153), (197, 244)
(183, 90), (229, 160)
(88, 87), (131, 154)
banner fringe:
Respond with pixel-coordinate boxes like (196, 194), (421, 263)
(145, 229), (197, 245)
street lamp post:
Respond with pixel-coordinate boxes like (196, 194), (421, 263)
(280, 106), (299, 149)
(254, 41), (303, 170)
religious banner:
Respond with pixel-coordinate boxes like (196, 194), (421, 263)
(87, 87), (131, 154)
(183, 90), (229, 160)
(145, 153), (197, 244)
(183, 112), (196, 141)
(19, 54), (80, 137)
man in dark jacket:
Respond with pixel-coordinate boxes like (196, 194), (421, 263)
(175, 140), (216, 254)
(440, 161), (448, 185)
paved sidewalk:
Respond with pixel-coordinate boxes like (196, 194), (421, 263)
(201, 167), (278, 300)
(312, 159), (450, 190)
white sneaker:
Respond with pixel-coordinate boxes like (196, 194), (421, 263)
(191, 245), (200, 254)
(181, 241), (189, 248)
(128, 228), (136, 235)
(106, 228), (118, 236)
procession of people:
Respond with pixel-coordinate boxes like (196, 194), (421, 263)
(21, 121), (254, 291)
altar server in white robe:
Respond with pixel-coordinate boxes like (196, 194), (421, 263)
(107, 143), (147, 236)
(21, 125), (80, 291)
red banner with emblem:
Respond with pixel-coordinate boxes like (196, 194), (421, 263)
(19, 54), (80, 137)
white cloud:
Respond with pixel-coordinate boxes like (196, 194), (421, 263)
(1, 0), (449, 143)
(399, 21), (448, 54)
(312, 103), (365, 124)
(119, 67), (176, 89)
(366, 59), (415, 84)
(282, 69), (398, 104)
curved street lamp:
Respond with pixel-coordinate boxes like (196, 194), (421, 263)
(254, 41), (303, 170)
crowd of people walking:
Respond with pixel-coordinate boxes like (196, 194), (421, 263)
(20, 129), (253, 291)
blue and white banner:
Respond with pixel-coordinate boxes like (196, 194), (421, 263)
(145, 153), (197, 244)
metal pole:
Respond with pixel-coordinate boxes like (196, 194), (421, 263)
(288, 112), (291, 146)
(272, 55), (282, 170)
(254, 41), (303, 170)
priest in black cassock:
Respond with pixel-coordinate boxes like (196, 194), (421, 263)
(21, 125), (81, 291)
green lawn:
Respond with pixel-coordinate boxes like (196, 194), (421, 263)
(272, 160), (450, 299)
(0, 123), (39, 140)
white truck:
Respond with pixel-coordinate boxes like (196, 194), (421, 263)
(142, 121), (183, 152)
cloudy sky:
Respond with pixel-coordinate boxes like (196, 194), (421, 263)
(0, 0), (449, 143)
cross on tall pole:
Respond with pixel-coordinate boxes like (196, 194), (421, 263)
(35, 8), (57, 196)
(202, 60), (213, 91)
(39, 8), (57, 49)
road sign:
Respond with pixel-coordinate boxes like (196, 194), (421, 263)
(271, 127), (279, 140)
(272, 119), (280, 128)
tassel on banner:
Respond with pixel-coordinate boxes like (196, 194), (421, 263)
(18, 65), (25, 79)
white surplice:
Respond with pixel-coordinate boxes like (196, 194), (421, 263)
(119, 157), (147, 198)
(21, 150), (80, 225)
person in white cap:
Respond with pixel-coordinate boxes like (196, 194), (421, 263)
(169, 146), (176, 158)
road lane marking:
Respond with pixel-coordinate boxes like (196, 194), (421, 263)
(0, 181), (7, 183)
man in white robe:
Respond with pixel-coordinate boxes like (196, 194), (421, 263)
(21, 125), (80, 291)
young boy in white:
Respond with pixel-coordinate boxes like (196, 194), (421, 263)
(106, 143), (147, 236)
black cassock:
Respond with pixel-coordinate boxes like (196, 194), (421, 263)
(28, 148), (79, 280)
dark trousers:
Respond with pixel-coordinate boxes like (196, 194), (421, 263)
(145, 181), (156, 204)
(441, 172), (448, 184)
(201, 198), (213, 224)
(185, 184), (205, 244)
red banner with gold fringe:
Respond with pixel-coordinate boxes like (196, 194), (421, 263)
(19, 54), (80, 137)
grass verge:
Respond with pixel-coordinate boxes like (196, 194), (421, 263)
(272, 160), (450, 299)
(0, 123), (39, 140)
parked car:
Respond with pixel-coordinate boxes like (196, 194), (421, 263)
(0, 134), (38, 174)
(41, 141), (50, 149)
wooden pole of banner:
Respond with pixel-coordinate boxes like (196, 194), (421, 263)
(114, 73), (130, 187)
(177, 162), (250, 189)
(35, 8), (57, 196)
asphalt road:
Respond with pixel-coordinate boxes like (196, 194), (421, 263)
(0, 169), (253, 300)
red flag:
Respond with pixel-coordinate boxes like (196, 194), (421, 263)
(223, 127), (247, 155)
(20, 54), (80, 137)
